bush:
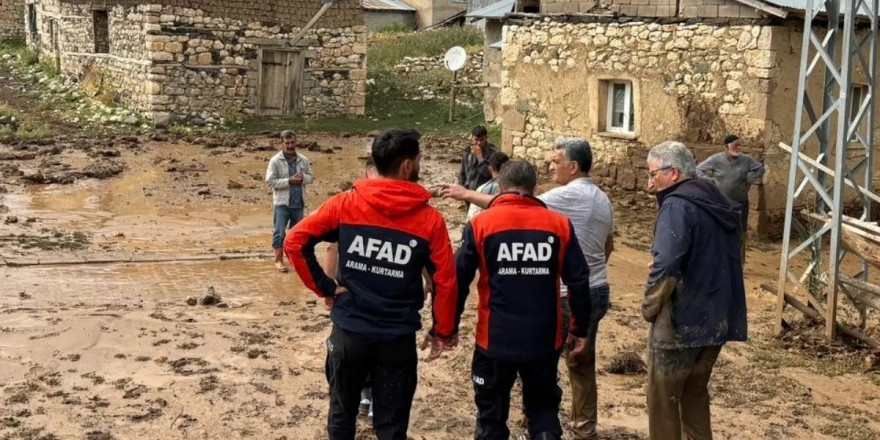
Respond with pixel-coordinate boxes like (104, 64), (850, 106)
(0, 36), (26, 51)
(20, 49), (39, 66)
(374, 23), (414, 34)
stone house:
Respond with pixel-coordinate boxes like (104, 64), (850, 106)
(24, 0), (367, 124)
(495, 0), (880, 237)
(401, 0), (467, 29)
(363, 0), (417, 31)
(1, 0), (25, 40)
(467, 0), (513, 121)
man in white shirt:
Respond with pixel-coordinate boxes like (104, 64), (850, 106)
(441, 138), (614, 440)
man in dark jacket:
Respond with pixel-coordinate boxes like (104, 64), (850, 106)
(643, 141), (747, 440)
(285, 128), (458, 440)
(454, 160), (593, 440)
(459, 125), (499, 190)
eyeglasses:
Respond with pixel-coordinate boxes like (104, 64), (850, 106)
(647, 166), (673, 179)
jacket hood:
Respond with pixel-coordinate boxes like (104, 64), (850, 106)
(352, 178), (432, 217)
(658, 178), (742, 232)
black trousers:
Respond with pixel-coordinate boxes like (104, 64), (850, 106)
(472, 349), (563, 440)
(325, 325), (417, 440)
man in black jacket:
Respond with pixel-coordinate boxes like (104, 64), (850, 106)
(459, 125), (499, 190)
(454, 160), (592, 440)
(643, 141), (747, 440)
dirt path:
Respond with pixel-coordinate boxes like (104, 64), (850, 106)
(1, 133), (880, 439)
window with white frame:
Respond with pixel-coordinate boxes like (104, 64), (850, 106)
(605, 80), (635, 133)
(849, 84), (869, 124)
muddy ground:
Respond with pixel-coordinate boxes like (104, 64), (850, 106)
(1, 129), (880, 440)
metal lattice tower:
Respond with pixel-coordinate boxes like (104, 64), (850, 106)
(776, 0), (879, 339)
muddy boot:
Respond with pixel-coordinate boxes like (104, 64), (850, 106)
(274, 249), (288, 273)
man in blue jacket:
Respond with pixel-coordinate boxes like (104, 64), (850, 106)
(643, 141), (747, 440)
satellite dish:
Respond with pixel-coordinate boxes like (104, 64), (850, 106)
(444, 46), (468, 72)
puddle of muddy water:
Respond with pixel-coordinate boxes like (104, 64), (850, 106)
(1, 136), (386, 257)
(1, 259), (310, 306)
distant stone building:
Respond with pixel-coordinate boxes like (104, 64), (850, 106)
(363, 0), (417, 31)
(495, 0), (880, 237)
(24, 0), (367, 124)
(400, 0), (467, 29)
(1, 0), (25, 40)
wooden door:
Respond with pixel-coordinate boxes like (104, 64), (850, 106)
(258, 50), (303, 117)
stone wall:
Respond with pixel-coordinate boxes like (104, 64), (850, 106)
(54, 0), (361, 30)
(0, 0), (25, 40)
(394, 51), (483, 82)
(26, 1), (153, 112)
(499, 15), (778, 232)
(143, 3), (367, 122)
(27, 0), (366, 123)
(541, 0), (764, 18)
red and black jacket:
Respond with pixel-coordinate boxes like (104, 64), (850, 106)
(454, 193), (591, 361)
(285, 178), (457, 341)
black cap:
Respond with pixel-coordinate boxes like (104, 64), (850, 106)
(723, 135), (739, 145)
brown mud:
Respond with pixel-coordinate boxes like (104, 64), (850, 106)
(1, 131), (879, 439)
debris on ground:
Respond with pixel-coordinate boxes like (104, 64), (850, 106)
(605, 346), (647, 375)
(200, 287), (221, 306)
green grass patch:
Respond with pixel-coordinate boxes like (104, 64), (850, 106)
(0, 104), (54, 139)
(367, 27), (483, 74)
(235, 75), (487, 137)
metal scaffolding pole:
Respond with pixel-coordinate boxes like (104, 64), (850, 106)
(776, 0), (880, 339)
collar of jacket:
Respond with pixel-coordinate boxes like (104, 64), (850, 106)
(488, 192), (547, 209)
(274, 151), (306, 163)
(655, 179), (690, 207)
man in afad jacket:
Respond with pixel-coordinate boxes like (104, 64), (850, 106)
(285, 128), (458, 440)
(266, 130), (315, 272)
(454, 160), (593, 440)
(643, 141), (747, 440)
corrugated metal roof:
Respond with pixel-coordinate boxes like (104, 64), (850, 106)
(755, 0), (871, 17)
(362, 0), (416, 11)
(467, 0), (515, 20)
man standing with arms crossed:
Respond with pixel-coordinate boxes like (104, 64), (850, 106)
(696, 134), (765, 261)
(442, 138), (614, 440)
(266, 130), (314, 272)
(454, 160), (593, 440)
(285, 129), (458, 440)
(644, 141), (747, 440)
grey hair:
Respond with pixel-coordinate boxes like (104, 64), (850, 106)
(497, 159), (537, 192)
(280, 130), (296, 140)
(555, 138), (593, 175)
(647, 141), (696, 178)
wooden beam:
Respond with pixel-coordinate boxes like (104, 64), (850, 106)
(842, 228), (880, 270)
(840, 275), (880, 311)
(777, 142), (880, 205)
(760, 283), (880, 349)
(289, 2), (335, 48)
(733, 0), (789, 18)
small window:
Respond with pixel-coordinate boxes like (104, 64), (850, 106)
(27, 5), (38, 42)
(849, 84), (868, 124)
(605, 80), (635, 133)
(93, 10), (109, 54)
